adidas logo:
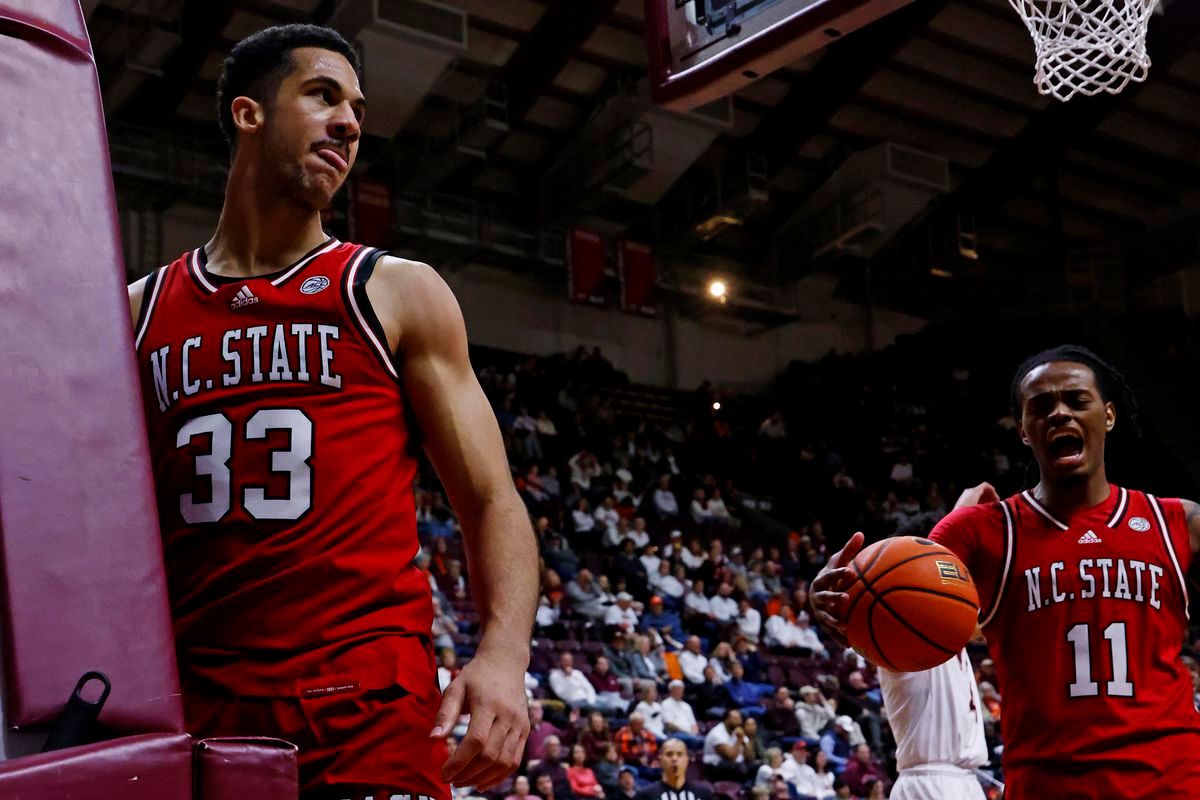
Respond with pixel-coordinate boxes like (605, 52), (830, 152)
(230, 285), (259, 310)
(1077, 530), (1102, 545)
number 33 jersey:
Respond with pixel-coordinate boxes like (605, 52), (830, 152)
(930, 486), (1200, 787)
(135, 239), (431, 696)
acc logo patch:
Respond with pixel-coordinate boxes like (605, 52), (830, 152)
(300, 276), (330, 294)
(1128, 516), (1151, 532)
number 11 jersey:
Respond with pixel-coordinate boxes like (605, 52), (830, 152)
(930, 485), (1200, 798)
(135, 239), (431, 697)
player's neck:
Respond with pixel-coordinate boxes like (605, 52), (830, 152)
(207, 164), (328, 278)
(1033, 471), (1110, 518)
(661, 773), (686, 790)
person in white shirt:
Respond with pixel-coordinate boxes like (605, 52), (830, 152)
(593, 496), (620, 546)
(662, 530), (685, 560)
(683, 580), (713, 620)
(880, 650), (988, 800)
(652, 474), (679, 520)
(689, 488), (712, 525)
(678, 636), (709, 684)
(549, 651), (597, 710)
(764, 607), (826, 655)
(754, 747), (788, 787)
(680, 539), (707, 571)
(638, 541), (660, 577)
(660, 680), (705, 748)
(633, 684), (665, 739)
(626, 517), (651, 549)
(571, 498), (596, 535)
(708, 583), (738, 624)
(702, 709), (754, 782)
(604, 592), (640, 633)
(736, 598), (762, 643)
(649, 561), (685, 601)
(707, 488), (734, 526)
(787, 743), (836, 800)
(795, 685), (837, 740)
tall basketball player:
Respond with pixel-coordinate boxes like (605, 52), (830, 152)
(813, 346), (1200, 799)
(127, 25), (537, 800)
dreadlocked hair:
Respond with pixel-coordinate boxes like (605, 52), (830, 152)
(1010, 345), (1142, 486)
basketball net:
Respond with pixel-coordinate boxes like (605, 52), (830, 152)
(1007, 0), (1161, 101)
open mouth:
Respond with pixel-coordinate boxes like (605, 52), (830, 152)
(1047, 432), (1085, 466)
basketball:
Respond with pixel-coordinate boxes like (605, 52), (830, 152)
(844, 536), (980, 672)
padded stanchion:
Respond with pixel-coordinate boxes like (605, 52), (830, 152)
(195, 737), (300, 800)
(0, 732), (192, 799)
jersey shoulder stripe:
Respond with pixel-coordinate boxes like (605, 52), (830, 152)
(134, 265), (167, 350)
(341, 246), (398, 382)
(981, 498), (1017, 627)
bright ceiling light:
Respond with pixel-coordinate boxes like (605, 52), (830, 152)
(708, 279), (727, 301)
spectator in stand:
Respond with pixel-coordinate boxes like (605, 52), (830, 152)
(437, 647), (460, 692)
(764, 686), (802, 740)
(629, 634), (666, 688)
(733, 637), (769, 684)
(569, 450), (602, 494)
(838, 671), (883, 753)
(567, 743), (607, 799)
(542, 530), (580, 583)
(660, 679), (706, 750)
(430, 596), (457, 651)
(550, 652), (598, 711)
(662, 530), (685, 560)
(736, 598), (762, 644)
(525, 703), (568, 762)
(594, 496), (621, 546)
(796, 686), (837, 741)
(683, 580), (717, 638)
(605, 591), (641, 634)
(840, 745), (887, 797)
(759, 413), (788, 439)
(566, 569), (608, 623)
(589, 655), (629, 714)
(652, 474), (680, 521)
(689, 488), (712, 527)
(580, 712), (613, 764)
(889, 453), (914, 488)
(534, 773), (557, 800)
(708, 582), (739, 627)
(702, 708), (755, 782)
(592, 743), (624, 796)
(438, 558), (468, 601)
(861, 778), (885, 800)
(572, 498), (597, 537)
(635, 739), (714, 800)
(530, 736), (572, 799)
(627, 518), (652, 549)
(793, 748), (836, 800)
(514, 405), (542, 460)
(505, 775), (533, 800)
(649, 562), (686, 607)
(708, 641), (740, 685)
(680, 539), (707, 572)
(765, 607), (826, 655)
(606, 767), (639, 800)
(639, 542), (660, 577)
(678, 636), (709, 685)
(690, 665), (734, 720)
(755, 747), (788, 788)
(536, 593), (566, 639)
(742, 716), (766, 764)
(819, 717), (855, 772)
(634, 684), (666, 739)
(707, 488), (735, 528)
(724, 661), (769, 719)
(613, 542), (649, 598)
(640, 595), (683, 647)
(615, 712), (659, 778)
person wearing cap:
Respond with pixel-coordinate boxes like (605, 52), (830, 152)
(796, 686), (836, 741)
(819, 716), (856, 773)
(635, 738), (714, 800)
(662, 529), (685, 560)
(605, 591), (640, 634)
(660, 679), (706, 750)
(639, 596), (685, 649)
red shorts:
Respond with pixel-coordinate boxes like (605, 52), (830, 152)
(183, 640), (450, 800)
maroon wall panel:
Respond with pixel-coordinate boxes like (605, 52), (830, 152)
(0, 733), (192, 799)
(195, 738), (299, 800)
(0, 2), (183, 733)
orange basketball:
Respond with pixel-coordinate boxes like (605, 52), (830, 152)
(844, 536), (979, 672)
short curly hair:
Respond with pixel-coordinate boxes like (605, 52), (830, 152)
(216, 24), (360, 155)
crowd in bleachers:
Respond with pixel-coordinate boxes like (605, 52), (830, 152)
(415, 337), (1200, 800)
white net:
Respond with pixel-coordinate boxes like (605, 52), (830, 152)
(1007, 0), (1161, 101)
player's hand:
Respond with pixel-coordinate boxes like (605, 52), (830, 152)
(953, 481), (1000, 510)
(809, 531), (865, 647)
(431, 651), (530, 790)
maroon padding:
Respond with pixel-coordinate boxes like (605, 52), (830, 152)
(195, 738), (300, 800)
(0, 733), (192, 799)
(0, 2), (183, 733)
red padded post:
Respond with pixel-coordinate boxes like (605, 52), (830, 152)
(0, 0), (183, 734)
(0, 732), (193, 799)
(195, 738), (300, 800)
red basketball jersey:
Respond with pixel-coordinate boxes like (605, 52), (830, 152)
(931, 485), (1200, 797)
(134, 239), (433, 697)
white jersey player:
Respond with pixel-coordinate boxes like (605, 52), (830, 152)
(879, 650), (988, 800)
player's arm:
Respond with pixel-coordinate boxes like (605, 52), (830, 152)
(1181, 500), (1200, 554)
(368, 257), (537, 790)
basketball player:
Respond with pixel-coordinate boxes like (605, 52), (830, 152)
(127, 25), (537, 800)
(813, 346), (1200, 799)
(879, 648), (988, 799)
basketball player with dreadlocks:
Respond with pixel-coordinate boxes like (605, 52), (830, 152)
(812, 345), (1200, 799)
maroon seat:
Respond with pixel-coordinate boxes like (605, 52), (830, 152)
(0, 2), (299, 797)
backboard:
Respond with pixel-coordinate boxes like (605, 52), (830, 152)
(646, 0), (915, 110)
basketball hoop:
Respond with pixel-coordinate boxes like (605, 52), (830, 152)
(1007, 0), (1161, 102)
